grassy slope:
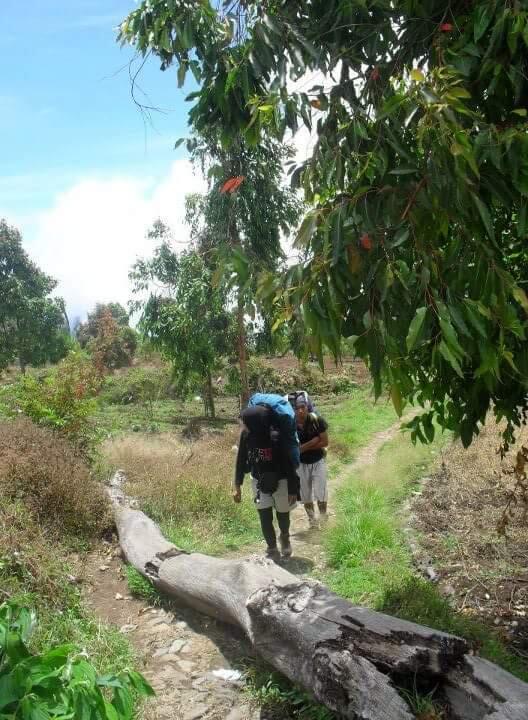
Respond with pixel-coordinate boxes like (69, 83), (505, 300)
(321, 429), (528, 681)
(0, 502), (135, 675)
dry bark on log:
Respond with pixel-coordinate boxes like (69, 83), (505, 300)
(109, 473), (528, 720)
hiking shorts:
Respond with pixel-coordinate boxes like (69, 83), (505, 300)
(299, 459), (328, 503)
(251, 477), (297, 513)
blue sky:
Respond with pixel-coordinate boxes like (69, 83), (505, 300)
(1, 0), (202, 320)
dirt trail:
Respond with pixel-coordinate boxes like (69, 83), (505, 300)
(82, 419), (404, 720)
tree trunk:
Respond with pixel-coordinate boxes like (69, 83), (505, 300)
(204, 370), (216, 419)
(109, 473), (528, 720)
(237, 291), (249, 408)
(19, 357), (26, 374)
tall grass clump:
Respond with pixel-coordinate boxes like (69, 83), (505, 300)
(103, 427), (261, 553)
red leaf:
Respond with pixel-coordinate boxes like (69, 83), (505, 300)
(360, 233), (372, 250)
(370, 67), (380, 82)
(220, 176), (245, 194)
(440, 23), (453, 32)
(310, 99), (322, 109)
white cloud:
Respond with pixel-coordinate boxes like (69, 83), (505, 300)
(28, 159), (205, 321)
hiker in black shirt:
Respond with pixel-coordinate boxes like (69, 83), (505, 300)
(233, 405), (299, 561)
(295, 396), (329, 528)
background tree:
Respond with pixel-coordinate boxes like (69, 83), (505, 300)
(76, 302), (130, 346)
(0, 219), (69, 372)
(77, 302), (137, 369)
(130, 237), (232, 418)
(184, 136), (300, 404)
(120, 1), (528, 447)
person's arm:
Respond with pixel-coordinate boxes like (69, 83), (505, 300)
(299, 417), (329, 453)
(233, 431), (249, 502)
(300, 431), (328, 453)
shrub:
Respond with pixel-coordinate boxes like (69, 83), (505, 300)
(101, 366), (176, 406)
(88, 310), (138, 371)
(0, 350), (102, 449)
(0, 601), (153, 720)
(103, 429), (260, 553)
(224, 357), (282, 396)
(0, 418), (110, 540)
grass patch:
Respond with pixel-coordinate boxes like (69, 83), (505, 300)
(316, 387), (396, 463)
(243, 663), (335, 719)
(103, 431), (262, 555)
(94, 397), (240, 436)
(125, 566), (160, 603)
(322, 430), (528, 681)
(323, 432), (438, 605)
(0, 501), (135, 675)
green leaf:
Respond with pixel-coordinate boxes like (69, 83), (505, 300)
(330, 206), (345, 267)
(406, 306), (427, 352)
(410, 68), (425, 82)
(0, 674), (19, 710)
(474, 6), (492, 42)
(392, 228), (410, 247)
(389, 166), (417, 175)
(295, 212), (319, 248)
(512, 108), (527, 117)
(446, 86), (471, 99)
(471, 193), (495, 242)
(438, 340), (464, 378)
(513, 286), (528, 314)
(439, 317), (467, 359)
(126, 671), (155, 698)
(390, 383), (404, 417)
(177, 63), (187, 89)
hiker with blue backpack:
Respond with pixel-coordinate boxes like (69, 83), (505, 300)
(232, 393), (300, 561)
(289, 391), (329, 529)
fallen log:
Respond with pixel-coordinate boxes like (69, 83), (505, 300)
(109, 473), (528, 720)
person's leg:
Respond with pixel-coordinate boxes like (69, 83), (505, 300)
(273, 479), (293, 558)
(313, 460), (329, 520)
(299, 464), (317, 527)
(258, 507), (280, 558)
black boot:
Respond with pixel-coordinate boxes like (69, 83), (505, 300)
(279, 533), (292, 559)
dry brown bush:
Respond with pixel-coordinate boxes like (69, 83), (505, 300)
(0, 418), (111, 540)
(103, 428), (239, 521)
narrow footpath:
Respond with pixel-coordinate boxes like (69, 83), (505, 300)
(81, 420), (404, 720)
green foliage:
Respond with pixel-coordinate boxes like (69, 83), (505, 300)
(244, 665), (335, 719)
(224, 356), (282, 396)
(124, 567), (159, 603)
(131, 240), (231, 417)
(76, 303), (131, 347)
(224, 358), (357, 398)
(0, 219), (69, 371)
(0, 600), (153, 720)
(1, 350), (102, 448)
(101, 367), (175, 406)
(321, 425), (527, 680)
(120, 1), (528, 447)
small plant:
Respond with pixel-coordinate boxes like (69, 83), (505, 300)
(0, 601), (154, 719)
(1, 350), (103, 449)
(125, 566), (159, 603)
(244, 665), (335, 719)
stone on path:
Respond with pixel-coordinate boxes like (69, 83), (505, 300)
(183, 704), (209, 720)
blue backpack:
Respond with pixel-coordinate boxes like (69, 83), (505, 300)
(248, 392), (300, 468)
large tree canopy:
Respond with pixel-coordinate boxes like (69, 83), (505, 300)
(0, 219), (69, 371)
(130, 238), (232, 417)
(120, 1), (528, 446)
